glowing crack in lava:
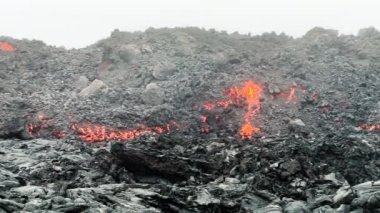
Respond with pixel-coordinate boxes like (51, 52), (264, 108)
(26, 113), (49, 138)
(359, 124), (380, 132)
(200, 115), (209, 133)
(273, 86), (298, 103)
(235, 81), (263, 139)
(202, 80), (263, 139)
(0, 42), (16, 52)
(286, 87), (296, 103)
(71, 122), (172, 142)
(25, 113), (66, 139)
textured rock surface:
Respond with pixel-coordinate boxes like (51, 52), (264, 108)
(0, 27), (380, 212)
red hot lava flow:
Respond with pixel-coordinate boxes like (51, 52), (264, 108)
(25, 112), (66, 139)
(234, 81), (263, 139)
(286, 87), (296, 103)
(202, 80), (263, 139)
(69, 81), (263, 142)
(71, 122), (177, 142)
(359, 124), (380, 132)
(0, 42), (16, 52)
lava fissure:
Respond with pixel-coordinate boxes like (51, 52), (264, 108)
(20, 81), (377, 143)
(202, 80), (263, 139)
(70, 122), (173, 142)
(359, 124), (380, 132)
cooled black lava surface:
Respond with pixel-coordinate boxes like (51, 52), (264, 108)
(0, 27), (379, 212)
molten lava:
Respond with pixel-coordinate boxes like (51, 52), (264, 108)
(200, 115), (209, 133)
(71, 122), (173, 142)
(273, 86), (298, 103)
(286, 87), (296, 103)
(235, 81), (263, 139)
(26, 113), (50, 138)
(25, 112), (66, 139)
(0, 42), (16, 52)
(202, 80), (263, 139)
(202, 100), (234, 110)
(46, 81), (264, 142)
(359, 124), (380, 132)
(239, 123), (259, 139)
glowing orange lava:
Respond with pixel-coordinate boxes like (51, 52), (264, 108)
(274, 86), (298, 103)
(201, 115), (207, 123)
(359, 124), (380, 132)
(200, 115), (209, 133)
(239, 123), (260, 139)
(26, 113), (50, 138)
(235, 81), (263, 139)
(70, 81), (263, 142)
(0, 42), (16, 52)
(52, 130), (66, 139)
(202, 100), (234, 110)
(286, 87), (296, 103)
(71, 122), (173, 142)
(25, 112), (67, 139)
(202, 80), (263, 139)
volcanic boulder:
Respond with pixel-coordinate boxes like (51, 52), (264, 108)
(210, 52), (229, 67)
(74, 75), (90, 92)
(78, 79), (106, 97)
(141, 83), (165, 105)
(152, 62), (177, 80)
(118, 44), (141, 63)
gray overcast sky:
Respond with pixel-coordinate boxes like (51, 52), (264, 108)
(1, 0), (379, 48)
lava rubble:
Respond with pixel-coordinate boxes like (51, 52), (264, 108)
(0, 27), (380, 212)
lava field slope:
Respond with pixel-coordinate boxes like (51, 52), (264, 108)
(0, 27), (379, 212)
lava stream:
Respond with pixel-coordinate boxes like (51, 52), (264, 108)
(236, 81), (263, 139)
(359, 124), (380, 132)
(202, 80), (263, 139)
(71, 123), (173, 142)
